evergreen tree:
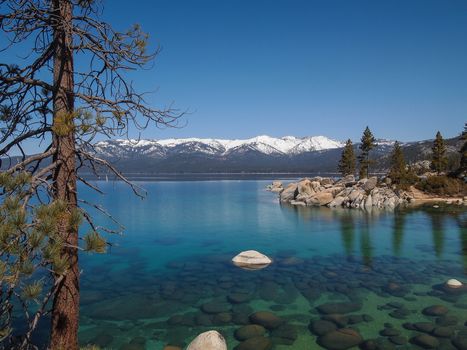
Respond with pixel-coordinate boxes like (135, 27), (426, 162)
(431, 131), (448, 174)
(358, 126), (376, 179)
(0, 1), (179, 348)
(338, 139), (356, 176)
(388, 141), (406, 183)
(459, 123), (467, 174)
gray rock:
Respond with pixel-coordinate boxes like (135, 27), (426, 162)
(306, 192), (334, 206)
(328, 196), (345, 208)
(363, 177), (378, 191)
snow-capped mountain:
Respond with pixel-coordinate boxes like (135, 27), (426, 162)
(87, 135), (461, 175)
(94, 135), (344, 158)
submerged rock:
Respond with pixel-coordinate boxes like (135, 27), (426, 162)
(316, 302), (362, 315)
(309, 319), (337, 336)
(317, 328), (363, 350)
(422, 305), (449, 316)
(234, 336), (272, 350)
(410, 334), (439, 349)
(234, 325), (266, 341)
(249, 311), (283, 329)
(232, 250), (272, 270)
(186, 330), (227, 350)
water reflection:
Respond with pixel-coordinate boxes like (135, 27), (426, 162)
(359, 211), (373, 267)
(428, 212), (445, 258)
(338, 210), (355, 256)
(392, 211), (406, 256)
(285, 203), (467, 270)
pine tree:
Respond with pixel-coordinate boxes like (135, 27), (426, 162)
(459, 123), (467, 175)
(388, 141), (406, 183)
(0, 1), (179, 348)
(358, 126), (376, 179)
(431, 131), (448, 174)
(338, 139), (356, 176)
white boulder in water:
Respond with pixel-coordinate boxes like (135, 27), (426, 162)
(186, 330), (227, 350)
(232, 250), (272, 270)
(446, 279), (463, 289)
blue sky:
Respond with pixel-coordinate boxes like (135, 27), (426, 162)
(6, 0), (467, 144)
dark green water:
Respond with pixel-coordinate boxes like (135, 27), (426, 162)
(48, 181), (467, 349)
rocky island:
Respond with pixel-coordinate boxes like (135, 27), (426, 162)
(267, 176), (466, 209)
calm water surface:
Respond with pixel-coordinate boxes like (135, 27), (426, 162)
(72, 180), (467, 349)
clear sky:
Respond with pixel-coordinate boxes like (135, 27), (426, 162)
(6, 0), (467, 144)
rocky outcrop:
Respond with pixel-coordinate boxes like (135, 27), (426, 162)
(273, 176), (412, 210)
(266, 181), (283, 193)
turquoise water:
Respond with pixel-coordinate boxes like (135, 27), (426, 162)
(54, 181), (467, 349)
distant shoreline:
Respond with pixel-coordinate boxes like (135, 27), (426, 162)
(79, 172), (387, 182)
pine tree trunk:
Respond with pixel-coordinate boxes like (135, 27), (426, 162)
(50, 0), (79, 349)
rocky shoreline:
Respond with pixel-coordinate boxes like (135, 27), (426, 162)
(267, 176), (466, 209)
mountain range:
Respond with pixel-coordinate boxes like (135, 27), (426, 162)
(89, 135), (462, 175)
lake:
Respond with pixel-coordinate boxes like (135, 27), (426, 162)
(68, 180), (465, 349)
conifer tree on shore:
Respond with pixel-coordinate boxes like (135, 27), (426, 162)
(388, 141), (406, 183)
(358, 126), (376, 179)
(459, 123), (467, 175)
(431, 131), (448, 174)
(338, 139), (356, 176)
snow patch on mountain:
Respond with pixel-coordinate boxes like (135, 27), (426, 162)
(94, 135), (344, 157)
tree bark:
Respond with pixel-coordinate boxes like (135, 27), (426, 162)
(50, 0), (79, 349)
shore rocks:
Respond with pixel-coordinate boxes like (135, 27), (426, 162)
(306, 192), (334, 206)
(279, 183), (298, 202)
(186, 331), (227, 350)
(266, 181), (284, 193)
(271, 176), (411, 210)
(232, 250), (272, 270)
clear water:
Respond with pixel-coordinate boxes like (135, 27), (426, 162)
(42, 181), (467, 349)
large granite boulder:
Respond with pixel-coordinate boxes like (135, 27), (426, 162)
(232, 250), (272, 270)
(280, 183), (298, 202)
(328, 196), (345, 208)
(297, 179), (315, 196)
(186, 331), (227, 350)
(306, 192), (334, 206)
(363, 177), (378, 192)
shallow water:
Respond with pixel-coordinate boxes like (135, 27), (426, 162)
(36, 180), (467, 349)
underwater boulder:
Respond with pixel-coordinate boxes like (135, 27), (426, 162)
(186, 330), (227, 350)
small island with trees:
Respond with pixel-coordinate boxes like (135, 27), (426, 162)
(268, 125), (467, 209)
